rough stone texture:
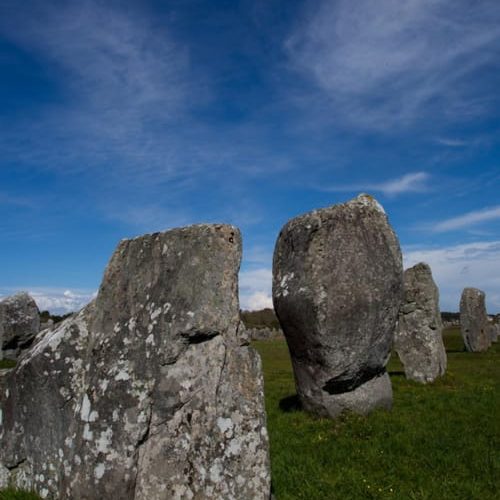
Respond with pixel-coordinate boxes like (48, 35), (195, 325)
(395, 263), (447, 383)
(460, 288), (491, 352)
(273, 194), (403, 418)
(488, 322), (499, 343)
(0, 224), (270, 499)
(0, 293), (40, 361)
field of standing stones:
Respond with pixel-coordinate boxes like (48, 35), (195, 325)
(0, 194), (498, 499)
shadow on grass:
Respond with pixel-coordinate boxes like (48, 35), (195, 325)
(279, 394), (302, 412)
(388, 370), (405, 377)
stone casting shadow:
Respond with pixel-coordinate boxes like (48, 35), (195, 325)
(279, 394), (302, 413)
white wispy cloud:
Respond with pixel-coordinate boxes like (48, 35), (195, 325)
(432, 205), (500, 232)
(404, 241), (500, 312)
(0, 287), (96, 315)
(0, 1), (195, 183)
(287, 0), (500, 129)
(320, 172), (431, 196)
(435, 138), (469, 147)
(239, 268), (273, 311)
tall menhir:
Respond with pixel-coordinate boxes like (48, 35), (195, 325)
(273, 194), (403, 418)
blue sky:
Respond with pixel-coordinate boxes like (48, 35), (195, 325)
(1, 0), (500, 313)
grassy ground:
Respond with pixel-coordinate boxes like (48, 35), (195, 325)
(1, 329), (498, 499)
(0, 360), (16, 370)
(0, 490), (40, 500)
(254, 327), (499, 499)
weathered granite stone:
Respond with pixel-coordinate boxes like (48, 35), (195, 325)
(460, 288), (491, 352)
(488, 322), (499, 343)
(0, 224), (270, 499)
(0, 292), (40, 361)
(395, 263), (446, 383)
(273, 194), (403, 418)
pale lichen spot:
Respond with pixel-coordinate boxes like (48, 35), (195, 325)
(216, 417), (233, 434)
(96, 428), (113, 454)
(94, 463), (106, 481)
(209, 463), (223, 483)
(80, 394), (91, 422)
(114, 369), (130, 381)
(83, 423), (93, 441)
(151, 307), (162, 321)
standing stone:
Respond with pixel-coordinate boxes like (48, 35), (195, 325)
(488, 321), (498, 343)
(0, 224), (270, 499)
(460, 288), (490, 352)
(273, 194), (403, 418)
(395, 263), (446, 383)
(0, 292), (40, 361)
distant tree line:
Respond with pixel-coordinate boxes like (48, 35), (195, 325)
(40, 310), (74, 324)
(240, 308), (281, 330)
(241, 309), (463, 330)
(441, 312), (460, 323)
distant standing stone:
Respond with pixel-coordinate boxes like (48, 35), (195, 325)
(273, 194), (403, 418)
(0, 292), (40, 361)
(395, 263), (446, 383)
(488, 322), (499, 343)
(460, 288), (490, 352)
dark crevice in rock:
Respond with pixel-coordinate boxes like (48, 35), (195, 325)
(181, 331), (219, 344)
(6, 457), (26, 471)
(214, 343), (228, 412)
(3, 336), (35, 352)
(322, 367), (386, 395)
(132, 401), (153, 499)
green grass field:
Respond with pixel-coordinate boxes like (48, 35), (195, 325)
(1, 328), (498, 499)
(0, 360), (16, 370)
(0, 490), (40, 500)
(254, 327), (499, 499)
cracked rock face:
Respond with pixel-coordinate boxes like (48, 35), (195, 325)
(460, 288), (491, 352)
(0, 293), (40, 361)
(273, 194), (403, 418)
(395, 263), (446, 383)
(0, 224), (270, 499)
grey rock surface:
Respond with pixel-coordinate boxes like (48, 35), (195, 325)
(488, 322), (499, 343)
(273, 194), (403, 418)
(395, 263), (446, 383)
(0, 224), (270, 499)
(460, 288), (491, 352)
(0, 292), (40, 361)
